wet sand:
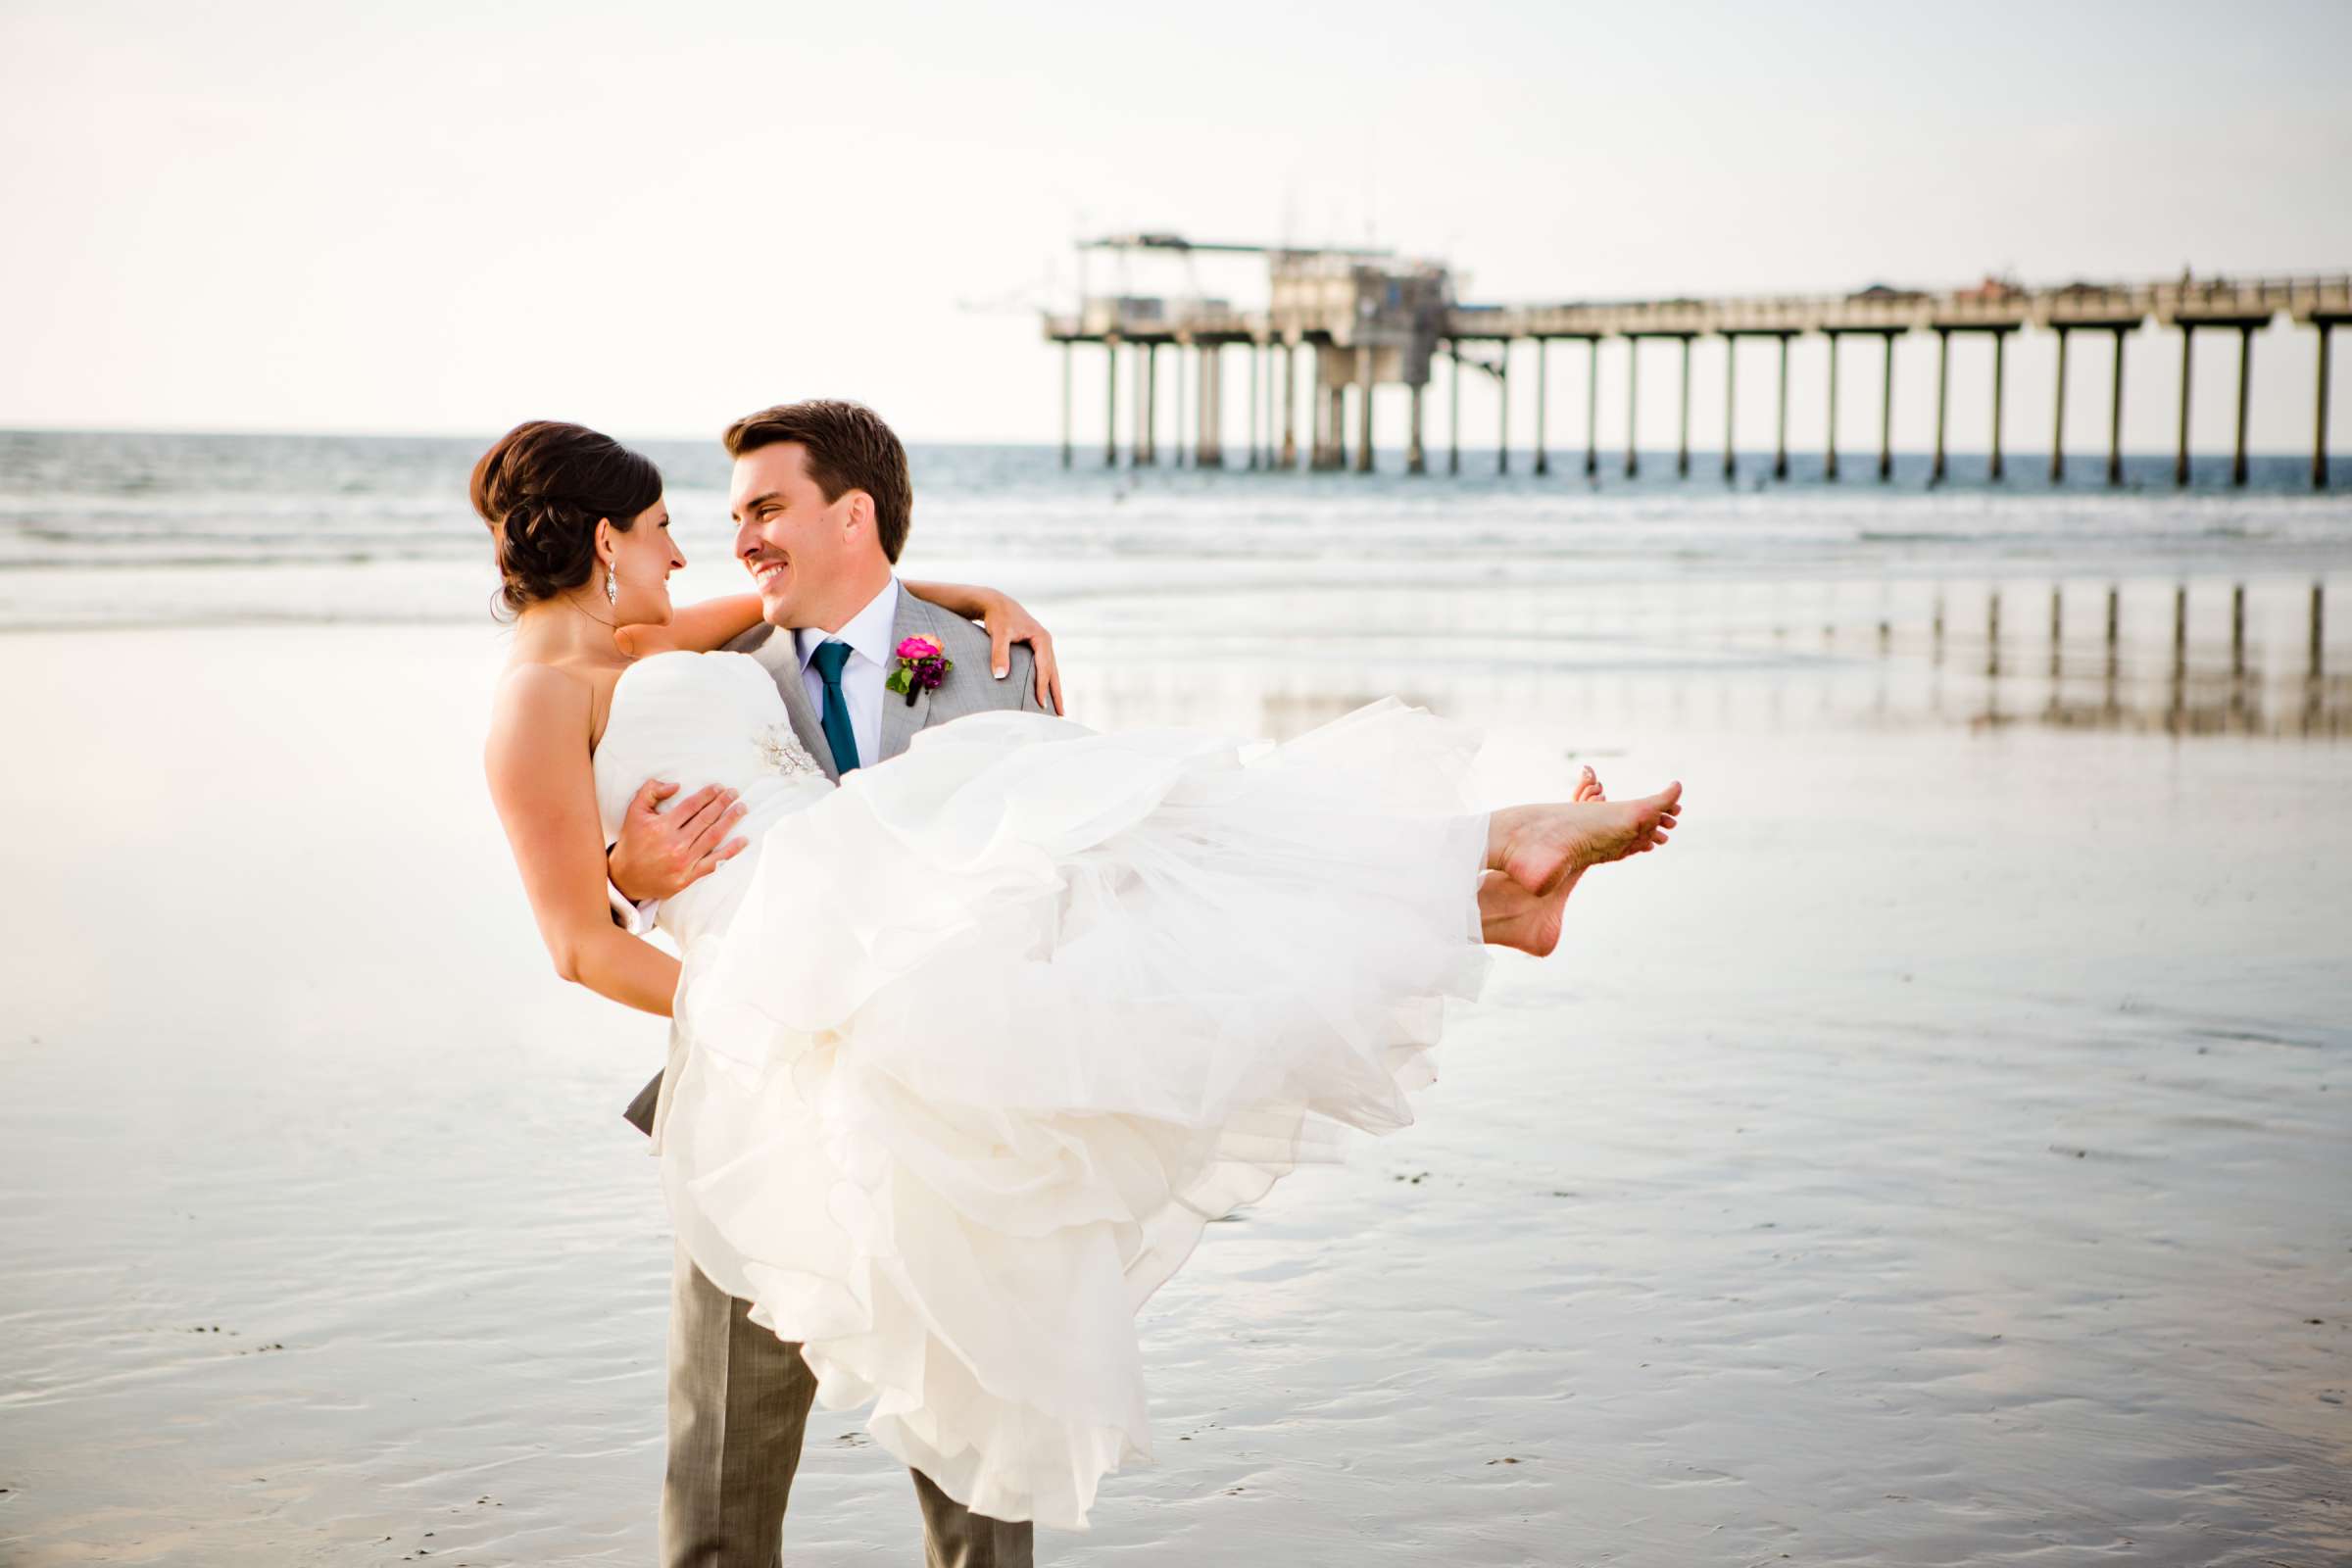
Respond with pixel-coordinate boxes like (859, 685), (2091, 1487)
(2, 575), (2347, 1565)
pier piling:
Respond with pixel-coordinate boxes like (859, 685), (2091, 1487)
(1448, 348), (1461, 475)
(1989, 329), (2008, 481)
(2175, 328), (2193, 487)
(1626, 338), (1641, 478)
(2049, 327), (2068, 483)
(1879, 332), (1895, 482)
(1103, 341), (1119, 467)
(1281, 343), (1298, 469)
(2105, 586), (2119, 650)
(2108, 328), (2128, 486)
(1246, 344), (1260, 470)
(1932, 327), (1950, 485)
(2232, 324), (2254, 487)
(1773, 332), (1791, 480)
(1354, 346), (1374, 474)
(1176, 343), (1195, 465)
(1723, 336), (1738, 480)
(1200, 345), (1224, 468)
(1534, 340), (1550, 476)
(2317, 322), (2334, 489)
(1825, 333), (1841, 481)
(1584, 339), (1600, 477)
(2231, 582), (2246, 675)
(1496, 343), (1509, 475)
(1139, 344), (1157, 466)
(1408, 383), (1427, 474)
(1678, 336), (1692, 477)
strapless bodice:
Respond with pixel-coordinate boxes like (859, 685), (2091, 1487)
(592, 651), (834, 949)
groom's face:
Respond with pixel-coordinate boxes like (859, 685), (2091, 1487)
(730, 441), (868, 627)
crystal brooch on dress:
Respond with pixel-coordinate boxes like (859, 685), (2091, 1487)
(754, 723), (825, 781)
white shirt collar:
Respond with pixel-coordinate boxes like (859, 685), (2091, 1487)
(795, 575), (900, 672)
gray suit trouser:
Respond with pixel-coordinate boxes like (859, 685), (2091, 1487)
(660, 1240), (1035, 1567)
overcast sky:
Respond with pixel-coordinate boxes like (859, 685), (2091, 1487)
(3, 0), (2348, 454)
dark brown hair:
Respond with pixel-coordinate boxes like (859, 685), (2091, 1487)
(722, 400), (911, 563)
(469, 420), (662, 615)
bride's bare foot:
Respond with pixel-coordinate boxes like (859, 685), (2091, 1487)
(1488, 777), (1682, 896)
(1479, 870), (1570, 956)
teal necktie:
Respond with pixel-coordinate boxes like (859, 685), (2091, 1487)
(810, 640), (861, 773)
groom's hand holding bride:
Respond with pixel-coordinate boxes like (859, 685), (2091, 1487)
(609, 781), (749, 903)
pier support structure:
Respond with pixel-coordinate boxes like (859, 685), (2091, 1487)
(1533, 339), (1550, 476)
(1988, 328), (2009, 481)
(1059, 341), (1073, 468)
(1824, 331), (1841, 480)
(2175, 325), (2193, 486)
(2162, 312), (2273, 487)
(1878, 330), (1896, 482)
(1102, 339), (1118, 467)
(1129, 343), (1148, 465)
(1051, 265), (2351, 488)
(1197, 344), (1223, 468)
(1931, 327), (1950, 485)
(1407, 382), (1427, 474)
(2232, 323), (2254, 487)
(1448, 346), (1462, 476)
(1722, 335), (1738, 480)
(1625, 336), (1641, 477)
(1496, 341), (1510, 475)
(2107, 327), (2130, 486)
(1354, 345), (1375, 474)
(1584, 337), (1600, 477)
(1677, 335), (1692, 477)
(2315, 317), (2341, 489)
(2048, 326), (2069, 483)
(1173, 344), (1187, 468)
(1246, 343), (1260, 470)
(1773, 331), (1792, 479)
(1281, 342), (1299, 469)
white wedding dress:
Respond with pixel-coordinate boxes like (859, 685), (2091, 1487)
(593, 650), (1493, 1530)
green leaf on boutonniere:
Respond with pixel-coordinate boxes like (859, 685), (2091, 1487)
(885, 665), (912, 695)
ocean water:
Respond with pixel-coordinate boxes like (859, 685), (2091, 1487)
(3, 429), (2348, 1565)
(3, 429), (2350, 631)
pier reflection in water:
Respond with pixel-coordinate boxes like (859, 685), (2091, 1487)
(1043, 570), (2350, 747)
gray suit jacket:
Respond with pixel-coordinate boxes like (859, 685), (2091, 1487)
(621, 588), (1051, 1135)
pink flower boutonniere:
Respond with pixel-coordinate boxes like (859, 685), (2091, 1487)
(886, 634), (953, 706)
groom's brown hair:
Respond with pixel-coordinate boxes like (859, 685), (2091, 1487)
(722, 400), (912, 564)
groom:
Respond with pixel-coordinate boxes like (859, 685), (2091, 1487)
(608, 399), (1052, 1568)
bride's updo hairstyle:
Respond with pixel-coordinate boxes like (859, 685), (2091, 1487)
(470, 419), (663, 616)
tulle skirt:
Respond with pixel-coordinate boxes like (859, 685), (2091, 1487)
(657, 697), (1492, 1529)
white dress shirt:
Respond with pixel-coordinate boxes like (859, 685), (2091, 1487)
(795, 575), (900, 772)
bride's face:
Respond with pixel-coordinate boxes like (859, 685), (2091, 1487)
(604, 499), (685, 624)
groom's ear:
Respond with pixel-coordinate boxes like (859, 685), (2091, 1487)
(841, 489), (876, 539)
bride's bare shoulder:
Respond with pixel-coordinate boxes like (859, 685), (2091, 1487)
(489, 659), (599, 749)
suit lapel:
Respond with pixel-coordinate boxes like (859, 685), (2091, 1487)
(735, 622), (840, 782)
(878, 587), (937, 762)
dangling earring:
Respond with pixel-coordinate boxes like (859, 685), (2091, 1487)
(605, 563), (617, 605)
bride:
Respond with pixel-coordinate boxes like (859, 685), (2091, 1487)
(479, 416), (1683, 1532)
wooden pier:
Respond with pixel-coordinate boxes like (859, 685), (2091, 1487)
(1044, 237), (2350, 488)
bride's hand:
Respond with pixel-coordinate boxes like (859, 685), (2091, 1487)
(971, 590), (1063, 715)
